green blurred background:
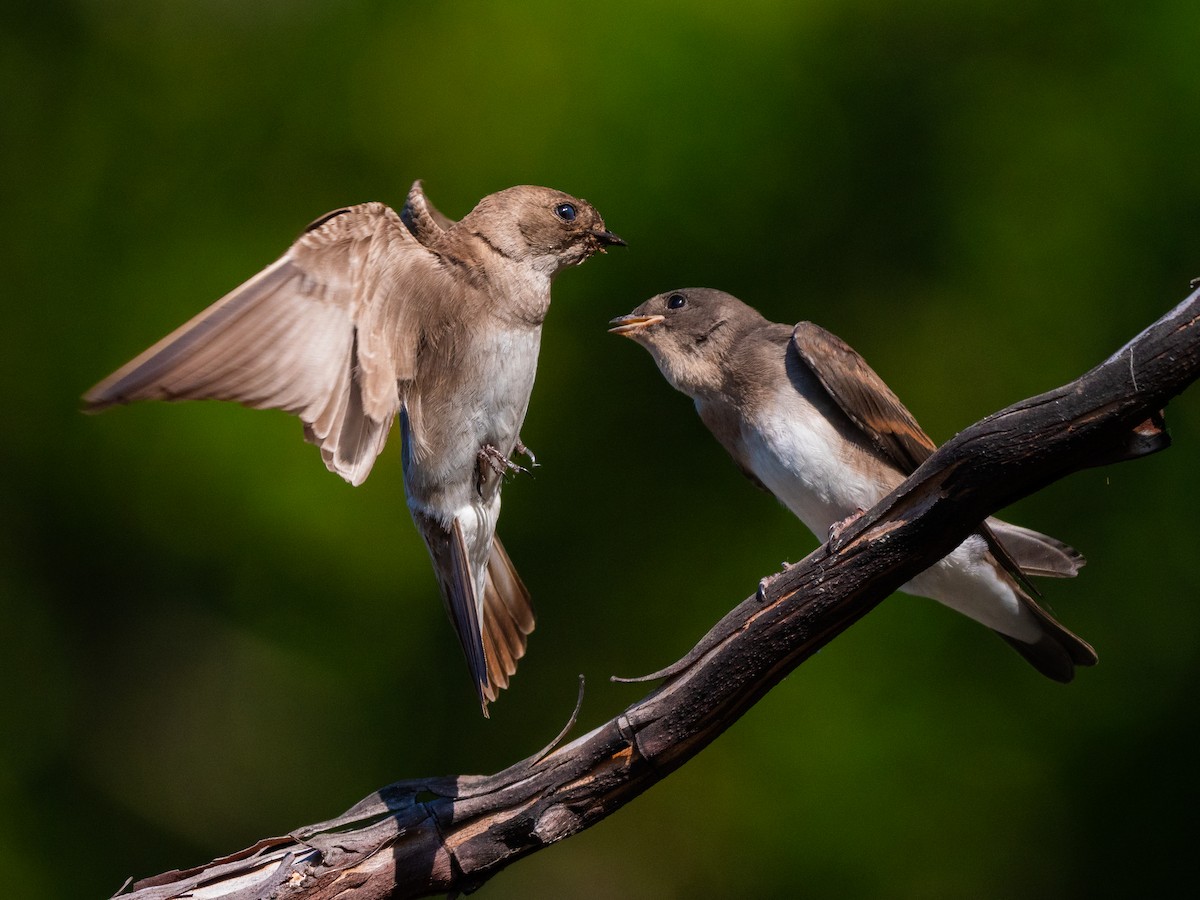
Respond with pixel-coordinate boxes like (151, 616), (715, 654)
(4, 1), (1200, 897)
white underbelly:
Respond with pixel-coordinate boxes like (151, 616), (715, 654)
(740, 391), (1038, 641)
(471, 327), (540, 450)
(403, 325), (541, 518)
(742, 393), (897, 536)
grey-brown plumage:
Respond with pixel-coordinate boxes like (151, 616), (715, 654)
(611, 288), (1095, 682)
(85, 181), (624, 714)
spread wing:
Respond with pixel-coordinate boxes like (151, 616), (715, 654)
(400, 179), (456, 244)
(790, 321), (936, 475)
(84, 202), (440, 485)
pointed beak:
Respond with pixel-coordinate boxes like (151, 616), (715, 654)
(608, 313), (664, 336)
(592, 229), (627, 250)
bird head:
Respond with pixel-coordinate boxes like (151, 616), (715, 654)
(610, 288), (761, 397)
(464, 185), (625, 277)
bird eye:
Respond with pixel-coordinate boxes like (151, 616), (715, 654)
(667, 293), (687, 310)
(554, 202), (577, 222)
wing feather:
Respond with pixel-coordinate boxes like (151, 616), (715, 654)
(401, 179), (456, 243)
(790, 322), (1083, 597)
(791, 321), (936, 474)
(84, 202), (436, 485)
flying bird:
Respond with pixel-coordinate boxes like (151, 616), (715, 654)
(610, 287), (1095, 682)
(85, 181), (625, 714)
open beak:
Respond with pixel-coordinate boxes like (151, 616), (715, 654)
(592, 229), (627, 250)
(608, 313), (665, 336)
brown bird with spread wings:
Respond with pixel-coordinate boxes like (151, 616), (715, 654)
(86, 181), (624, 714)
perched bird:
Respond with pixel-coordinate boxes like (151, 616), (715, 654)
(85, 181), (624, 714)
(610, 288), (1096, 682)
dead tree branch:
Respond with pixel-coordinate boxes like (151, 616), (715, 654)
(117, 287), (1200, 900)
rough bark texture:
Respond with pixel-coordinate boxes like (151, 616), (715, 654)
(116, 287), (1200, 900)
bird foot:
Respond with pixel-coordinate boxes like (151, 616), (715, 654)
(827, 508), (865, 553)
(513, 437), (539, 468)
(478, 444), (528, 481)
(756, 561), (794, 602)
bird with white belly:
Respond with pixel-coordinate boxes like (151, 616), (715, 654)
(611, 287), (1096, 682)
(85, 180), (625, 713)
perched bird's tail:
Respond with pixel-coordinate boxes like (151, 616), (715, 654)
(996, 590), (1098, 683)
(987, 519), (1096, 682)
(987, 519), (1086, 578)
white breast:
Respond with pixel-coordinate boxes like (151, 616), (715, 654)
(402, 321), (542, 517)
(473, 325), (541, 446)
(735, 384), (1040, 642)
(738, 383), (899, 536)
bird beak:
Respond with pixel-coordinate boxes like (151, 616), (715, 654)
(608, 313), (664, 336)
(592, 229), (627, 250)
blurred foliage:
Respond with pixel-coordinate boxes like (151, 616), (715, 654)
(3, 1), (1200, 897)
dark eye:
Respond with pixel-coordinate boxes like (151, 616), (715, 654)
(554, 202), (577, 222)
(667, 293), (687, 310)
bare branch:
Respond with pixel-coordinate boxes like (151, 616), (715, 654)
(115, 287), (1200, 900)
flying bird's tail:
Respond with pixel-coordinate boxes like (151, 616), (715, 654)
(480, 535), (536, 705)
(422, 515), (535, 715)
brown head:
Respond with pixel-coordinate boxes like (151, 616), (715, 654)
(609, 288), (769, 397)
(459, 185), (625, 278)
